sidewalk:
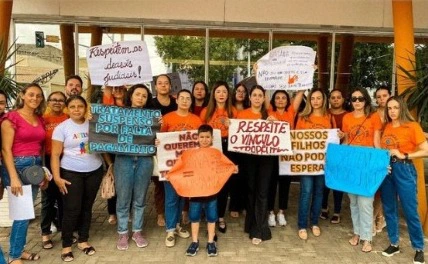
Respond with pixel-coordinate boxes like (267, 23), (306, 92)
(0, 181), (425, 264)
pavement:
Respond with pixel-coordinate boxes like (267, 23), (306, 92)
(1, 170), (428, 264)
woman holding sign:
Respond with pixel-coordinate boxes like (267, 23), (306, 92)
(295, 88), (338, 240)
(342, 87), (382, 253)
(236, 85), (274, 245)
(267, 90), (304, 227)
(379, 96), (428, 264)
(161, 89), (202, 248)
(200, 81), (238, 233)
(114, 84), (155, 251)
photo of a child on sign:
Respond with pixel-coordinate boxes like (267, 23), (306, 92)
(166, 124), (238, 257)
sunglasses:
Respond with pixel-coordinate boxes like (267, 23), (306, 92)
(351, 96), (365, 103)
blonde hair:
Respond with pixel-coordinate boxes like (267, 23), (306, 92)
(299, 88), (328, 120)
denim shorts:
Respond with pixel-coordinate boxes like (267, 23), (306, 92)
(189, 198), (218, 223)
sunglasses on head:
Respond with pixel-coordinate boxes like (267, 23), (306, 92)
(351, 96), (365, 102)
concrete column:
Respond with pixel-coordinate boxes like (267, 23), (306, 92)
(317, 34), (329, 93)
(334, 34), (354, 93)
(60, 24), (75, 79)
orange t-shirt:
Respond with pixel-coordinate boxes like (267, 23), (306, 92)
(236, 108), (263, 120)
(295, 114), (336, 130)
(268, 107), (296, 129)
(342, 113), (382, 147)
(161, 111), (202, 132)
(200, 107), (238, 138)
(43, 112), (69, 155)
(381, 121), (426, 153)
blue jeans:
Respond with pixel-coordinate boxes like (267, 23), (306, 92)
(164, 181), (184, 232)
(1, 156), (41, 260)
(298, 175), (324, 229)
(189, 198), (218, 223)
(115, 155), (153, 234)
(0, 245), (5, 264)
(380, 161), (424, 250)
(348, 194), (374, 241)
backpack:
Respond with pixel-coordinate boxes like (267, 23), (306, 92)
(101, 164), (115, 199)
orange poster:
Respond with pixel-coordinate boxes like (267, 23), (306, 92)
(166, 147), (236, 197)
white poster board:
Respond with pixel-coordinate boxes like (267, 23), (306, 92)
(279, 129), (339, 175)
(256, 46), (316, 90)
(228, 119), (292, 155)
(156, 129), (222, 180)
(86, 41), (152, 86)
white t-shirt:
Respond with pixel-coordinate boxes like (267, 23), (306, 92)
(52, 119), (102, 172)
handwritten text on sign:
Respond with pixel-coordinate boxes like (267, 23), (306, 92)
(86, 41), (152, 86)
(228, 119), (292, 155)
(279, 129), (339, 175)
(256, 46), (316, 91)
(156, 130), (222, 181)
(89, 104), (160, 155)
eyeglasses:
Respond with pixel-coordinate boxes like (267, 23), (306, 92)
(351, 96), (365, 103)
(48, 99), (65, 103)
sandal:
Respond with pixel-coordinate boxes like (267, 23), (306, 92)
(20, 252), (40, 261)
(42, 239), (54, 249)
(361, 240), (372, 253)
(61, 252), (74, 262)
(298, 229), (308, 240)
(157, 214), (165, 227)
(8, 259), (23, 264)
(311, 226), (321, 237)
(77, 245), (96, 256)
(230, 211), (240, 218)
(330, 214), (341, 224)
(320, 209), (329, 220)
(218, 220), (227, 233)
(108, 215), (117, 225)
(251, 238), (262, 245)
(348, 235), (360, 246)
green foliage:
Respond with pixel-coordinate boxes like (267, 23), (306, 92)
(0, 39), (22, 108)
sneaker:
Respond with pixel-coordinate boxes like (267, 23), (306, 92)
(320, 209), (329, 220)
(185, 241), (199, 256)
(206, 242), (218, 257)
(165, 232), (175, 247)
(382, 244), (400, 257)
(132, 232), (148, 248)
(277, 212), (287, 227)
(117, 233), (129, 250)
(175, 226), (190, 239)
(268, 212), (276, 227)
(414, 250), (425, 264)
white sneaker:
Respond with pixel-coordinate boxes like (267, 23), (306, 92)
(175, 226), (190, 239)
(165, 232), (176, 247)
(277, 213), (287, 227)
(268, 213), (276, 227)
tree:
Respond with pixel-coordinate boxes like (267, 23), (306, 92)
(0, 39), (22, 108)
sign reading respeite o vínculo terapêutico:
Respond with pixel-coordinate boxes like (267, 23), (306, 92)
(89, 104), (160, 156)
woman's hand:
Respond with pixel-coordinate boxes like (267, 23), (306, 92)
(10, 177), (23, 196)
(39, 178), (49, 191)
(54, 177), (71, 195)
(154, 139), (160, 147)
(337, 130), (345, 140)
(390, 149), (405, 159)
(266, 115), (278, 122)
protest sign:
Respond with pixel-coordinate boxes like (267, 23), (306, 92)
(151, 72), (182, 96)
(86, 41), (152, 86)
(279, 129), (339, 175)
(156, 129), (222, 180)
(89, 104), (160, 155)
(228, 119), (292, 155)
(256, 46), (316, 90)
(325, 143), (389, 197)
(166, 147), (236, 197)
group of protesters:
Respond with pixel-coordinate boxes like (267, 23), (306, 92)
(0, 73), (428, 264)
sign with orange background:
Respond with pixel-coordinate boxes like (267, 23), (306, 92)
(166, 147), (236, 197)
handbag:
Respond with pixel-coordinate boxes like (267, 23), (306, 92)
(101, 164), (115, 199)
(20, 165), (45, 185)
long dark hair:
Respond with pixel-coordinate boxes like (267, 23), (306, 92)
(202, 81), (233, 122)
(270, 90), (291, 112)
(249, 85), (268, 120)
(350, 87), (373, 116)
(191, 81), (209, 112)
(125, 84), (153, 108)
(232, 82), (250, 109)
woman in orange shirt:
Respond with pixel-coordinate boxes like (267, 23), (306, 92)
(267, 90), (303, 227)
(379, 96), (428, 264)
(161, 89), (202, 248)
(295, 88), (339, 240)
(200, 81), (237, 233)
(343, 87), (382, 253)
(236, 85), (274, 245)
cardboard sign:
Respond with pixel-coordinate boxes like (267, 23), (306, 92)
(86, 41), (152, 86)
(279, 129), (339, 175)
(166, 147), (236, 197)
(256, 46), (316, 90)
(156, 129), (222, 180)
(228, 119), (292, 155)
(89, 104), (160, 155)
(325, 143), (390, 197)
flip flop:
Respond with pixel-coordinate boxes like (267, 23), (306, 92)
(20, 252), (40, 261)
(298, 229), (308, 240)
(348, 235), (360, 246)
(42, 239), (54, 249)
(78, 245), (96, 256)
(61, 252), (74, 262)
